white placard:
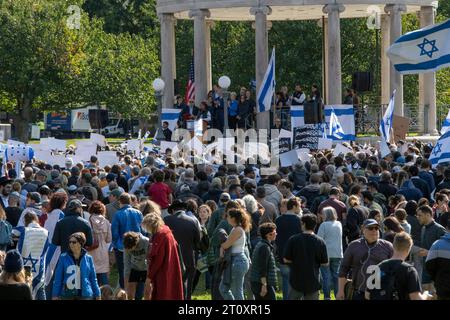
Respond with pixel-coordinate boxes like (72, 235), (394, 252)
(76, 145), (97, 161)
(380, 140), (391, 158)
(318, 138), (333, 150)
(127, 139), (142, 154)
(333, 143), (353, 157)
(296, 149), (311, 163)
(48, 155), (66, 167)
(280, 149), (299, 167)
(97, 151), (119, 167)
(279, 129), (292, 139)
(90, 133), (107, 147)
(160, 141), (178, 153)
(71, 155), (85, 165)
(31, 125), (40, 140)
(34, 150), (52, 163)
(40, 138), (66, 151)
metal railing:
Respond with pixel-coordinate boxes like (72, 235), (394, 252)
(270, 104), (450, 135)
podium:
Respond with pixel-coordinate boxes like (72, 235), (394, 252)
(304, 101), (323, 124)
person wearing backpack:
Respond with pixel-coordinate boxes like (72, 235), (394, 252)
(0, 208), (13, 251)
(86, 201), (111, 286)
(366, 232), (432, 300)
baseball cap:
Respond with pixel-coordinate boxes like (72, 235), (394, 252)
(9, 191), (21, 199)
(219, 192), (231, 202)
(67, 199), (83, 211)
(109, 189), (123, 198)
(363, 219), (380, 228)
(28, 192), (41, 204)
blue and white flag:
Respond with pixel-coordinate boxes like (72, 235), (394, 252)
(429, 130), (450, 168)
(379, 90), (396, 143)
(440, 109), (450, 135)
(329, 108), (345, 139)
(257, 48), (275, 113)
(387, 19), (450, 74)
(291, 105), (355, 141)
(161, 108), (181, 131)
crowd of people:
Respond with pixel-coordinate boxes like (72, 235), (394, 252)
(172, 83), (338, 133)
(0, 135), (449, 301)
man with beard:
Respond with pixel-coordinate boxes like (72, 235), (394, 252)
(0, 177), (13, 209)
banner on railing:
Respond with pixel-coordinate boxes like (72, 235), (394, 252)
(291, 105), (355, 141)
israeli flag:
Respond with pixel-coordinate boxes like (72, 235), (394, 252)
(379, 90), (396, 143)
(291, 105), (355, 141)
(330, 108), (345, 139)
(441, 109), (450, 135)
(429, 130), (450, 168)
(257, 48), (275, 113)
(387, 19), (450, 74)
(161, 108), (181, 131)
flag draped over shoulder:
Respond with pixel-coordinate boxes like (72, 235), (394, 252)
(379, 90), (396, 143)
(387, 19), (450, 74)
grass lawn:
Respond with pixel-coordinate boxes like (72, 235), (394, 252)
(107, 265), (334, 300)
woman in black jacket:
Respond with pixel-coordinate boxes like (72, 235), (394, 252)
(250, 223), (278, 300)
(237, 95), (250, 129)
(345, 195), (369, 243)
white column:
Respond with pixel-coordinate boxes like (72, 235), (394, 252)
(250, 6), (272, 130)
(160, 13), (176, 108)
(419, 6), (438, 135)
(189, 9), (211, 107)
(322, 4), (345, 105)
(321, 18), (329, 104)
(381, 14), (390, 105)
(385, 4), (406, 116)
(205, 21), (215, 93)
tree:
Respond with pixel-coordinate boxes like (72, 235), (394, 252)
(0, 0), (90, 142)
(0, 0), (159, 142)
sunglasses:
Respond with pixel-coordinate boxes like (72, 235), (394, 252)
(366, 226), (379, 231)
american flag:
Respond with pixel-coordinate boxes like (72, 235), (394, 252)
(185, 56), (195, 104)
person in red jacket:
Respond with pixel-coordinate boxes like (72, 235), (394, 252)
(142, 212), (183, 300)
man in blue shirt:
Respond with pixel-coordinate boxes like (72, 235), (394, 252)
(112, 193), (143, 289)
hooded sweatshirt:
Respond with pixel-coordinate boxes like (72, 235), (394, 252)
(289, 165), (307, 189)
(397, 180), (423, 202)
(264, 184), (283, 210)
(298, 184), (321, 208)
(88, 214), (112, 274)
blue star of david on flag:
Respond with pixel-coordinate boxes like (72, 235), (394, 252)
(23, 253), (39, 273)
(417, 38), (439, 58)
(432, 142), (442, 157)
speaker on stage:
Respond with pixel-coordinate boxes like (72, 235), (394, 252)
(304, 101), (322, 124)
(352, 72), (373, 92)
(89, 109), (109, 129)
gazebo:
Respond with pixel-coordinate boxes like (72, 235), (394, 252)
(156, 0), (439, 133)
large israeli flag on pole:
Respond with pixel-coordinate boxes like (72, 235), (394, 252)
(387, 19), (450, 74)
(379, 90), (396, 143)
(429, 130), (450, 168)
(440, 109), (450, 135)
(257, 48), (275, 113)
(329, 108), (345, 139)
